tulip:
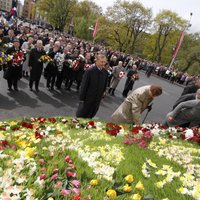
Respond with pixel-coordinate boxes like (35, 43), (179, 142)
(71, 180), (81, 188)
(124, 175), (134, 183)
(123, 184), (132, 193)
(90, 179), (98, 186)
(135, 181), (144, 190)
(71, 165), (76, 170)
(54, 181), (62, 188)
(131, 193), (142, 200)
(65, 155), (70, 162)
(40, 174), (47, 180)
(69, 159), (73, 164)
(61, 189), (71, 197)
(66, 171), (77, 177)
(106, 189), (117, 199)
(40, 167), (47, 171)
(51, 173), (58, 180)
(72, 188), (81, 195)
(39, 159), (44, 164)
(53, 168), (59, 173)
(50, 152), (54, 157)
(34, 152), (39, 156)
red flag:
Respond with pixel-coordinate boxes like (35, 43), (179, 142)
(92, 20), (99, 38)
(172, 31), (185, 58)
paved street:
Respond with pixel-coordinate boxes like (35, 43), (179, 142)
(0, 71), (184, 123)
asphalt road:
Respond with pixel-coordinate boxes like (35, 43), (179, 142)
(0, 70), (184, 123)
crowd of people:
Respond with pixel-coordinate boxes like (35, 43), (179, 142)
(0, 14), (200, 128)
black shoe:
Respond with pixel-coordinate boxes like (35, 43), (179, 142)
(35, 88), (40, 92)
(30, 88), (33, 91)
(8, 88), (13, 91)
(14, 88), (18, 91)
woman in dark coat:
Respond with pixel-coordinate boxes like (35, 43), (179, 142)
(29, 40), (46, 92)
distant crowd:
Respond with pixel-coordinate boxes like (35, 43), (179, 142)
(0, 13), (200, 128)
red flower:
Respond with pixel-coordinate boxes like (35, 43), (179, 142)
(40, 174), (47, 180)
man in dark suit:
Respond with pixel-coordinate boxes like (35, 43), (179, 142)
(29, 40), (46, 92)
(5, 38), (21, 91)
(181, 79), (200, 96)
(76, 53), (108, 118)
(122, 65), (138, 98)
(172, 93), (196, 109)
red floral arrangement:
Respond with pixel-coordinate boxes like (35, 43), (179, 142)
(105, 122), (122, 136)
(11, 50), (26, 66)
(124, 126), (153, 148)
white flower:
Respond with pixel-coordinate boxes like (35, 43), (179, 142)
(185, 129), (194, 139)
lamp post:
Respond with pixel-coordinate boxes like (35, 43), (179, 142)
(169, 13), (193, 68)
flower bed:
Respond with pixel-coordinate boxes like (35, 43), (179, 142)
(0, 117), (199, 200)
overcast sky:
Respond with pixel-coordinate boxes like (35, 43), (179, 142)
(19, 0), (199, 33)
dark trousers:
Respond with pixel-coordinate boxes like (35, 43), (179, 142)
(46, 74), (56, 89)
(29, 79), (40, 90)
(7, 77), (18, 89)
(55, 72), (63, 89)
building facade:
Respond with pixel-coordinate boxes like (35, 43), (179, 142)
(0, 0), (12, 12)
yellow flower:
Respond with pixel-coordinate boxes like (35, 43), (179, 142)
(90, 179), (98, 186)
(124, 175), (134, 183)
(155, 181), (164, 188)
(25, 147), (35, 157)
(135, 181), (144, 190)
(159, 138), (166, 145)
(106, 189), (117, 199)
(195, 185), (200, 192)
(131, 193), (142, 200)
(9, 121), (17, 126)
(48, 198), (54, 200)
(123, 184), (132, 193)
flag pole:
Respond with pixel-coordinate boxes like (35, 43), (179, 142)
(169, 13), (193, 68)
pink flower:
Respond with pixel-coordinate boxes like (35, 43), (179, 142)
(53, 168), (59, 173)
(40, 167), (47, 171)
(71, 180), (81, 188)
(72, 188), (81, 195)
(40, 174), (47, 180)
(65, 155), (70, 162)
(54, 181), (62, 188)
(39, 159), (44, 164)
(69, 159), (73, 164)
(61, 189), (71, 197)
(34, 152), (39, 156)
(66, 171), (77, 177)
(50, 152), (54, 157)
(51, 173), (58, 180)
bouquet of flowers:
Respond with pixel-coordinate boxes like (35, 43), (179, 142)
(132, 73), (139, 80)
(119, 71), (125, 78)
(11, 50), (26, 66)
(54, 52), (65, 71)
(39, 55), (53, 63)
(4, 42), (13, 49)
(70, 60), (80, 71)
(0, 51), (7, 70)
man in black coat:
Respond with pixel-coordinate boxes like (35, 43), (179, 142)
(29, 40), (46, 92)
(181, 79), (200, 96)
(5, 38), (22, 91)
(76, 53), (108, 118)
(172, 93), (196, 109)
(122, 65), (138, 98)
